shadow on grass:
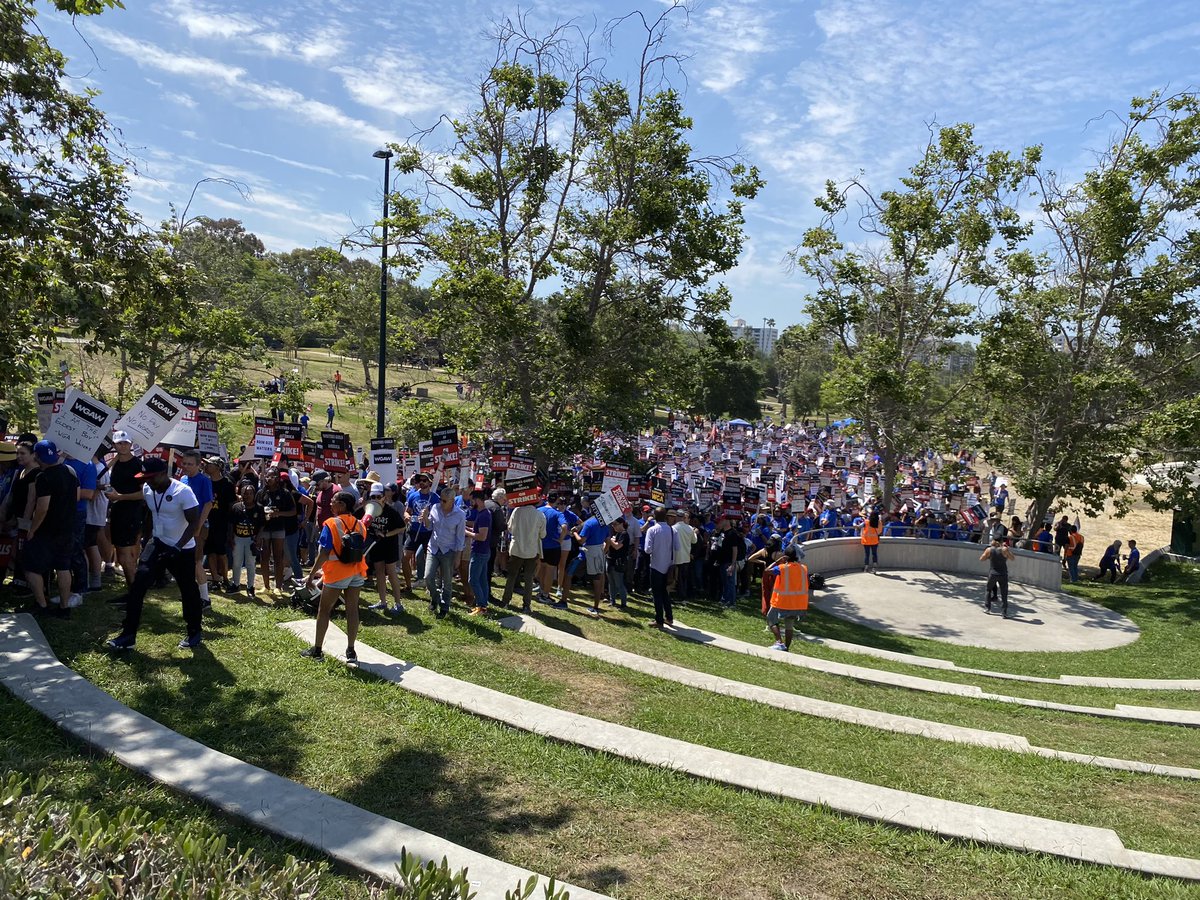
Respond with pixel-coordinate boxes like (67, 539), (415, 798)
(341, 746), (582, 864)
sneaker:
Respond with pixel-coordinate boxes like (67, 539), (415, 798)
(469, 606), (487, 616)
(229, 583), (242, 593)
(66, 593), (83, 608)
(201, 600), (213, 613)
(550, 600), (568, 610)
(105, 634), (136, 651)
(246, 587), (256, 599)
(581, 607), (599, 617)
(435, 607), (448, 620)
(300, 646), (324, 660)
(554, 588), (563, 600)
(390, 603), (405, 616)
(178, 633), (203, 649)
(772, 642), (787, 651)
(521, 604), (532, 614)
(345, 647), (358, 664)
(368, 600), (388, 611)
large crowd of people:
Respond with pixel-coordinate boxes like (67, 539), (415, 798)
(0, 414), (1145, 654)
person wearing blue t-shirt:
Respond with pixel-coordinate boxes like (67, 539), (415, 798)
(538, 495), (569, 607)
(63, 453), (96, 595)
(177, 450), (215, 605)
(576, 513), (610, 614)
(403, 474), (439, 584)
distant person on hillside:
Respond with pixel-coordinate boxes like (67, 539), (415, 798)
(1096, 540), (1122, 583)
(333, 370), (342, 394)
(299, 410), (310, 438)
(980, 538), (1015, 618)
(326, 403), (335, 429)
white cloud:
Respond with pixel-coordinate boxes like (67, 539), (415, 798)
(678, 0), (777, 95)
(214, 141), (372, 181)
(163, 91), (198, 109)
(86, 26), (391, 146)
(332, 58), (465, 120)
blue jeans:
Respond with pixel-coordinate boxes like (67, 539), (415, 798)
(285, 530), (303, 580)
(607, 563), (628, 605)
(863, 544), (878, 566)
(721, 568), (737, 607)
(469, 550), (491, 607)
(1067, 554), (1080, 583)
(425, 550), (457, 611)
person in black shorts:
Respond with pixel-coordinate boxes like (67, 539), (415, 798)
(366, 482), (405, 615)
(24, 440), (78, 615)
(203, 457), (236, 591)
(104, 432), (144, 584)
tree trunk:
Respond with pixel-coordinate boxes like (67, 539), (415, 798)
(881, 445), (899, 511)
(360, 356), (374, 391)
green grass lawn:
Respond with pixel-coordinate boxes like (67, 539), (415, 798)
(4, 564), (1200, 898)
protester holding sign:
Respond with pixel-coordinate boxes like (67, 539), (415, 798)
(104, 432), (143, 584)
(24, 440), (79, 616)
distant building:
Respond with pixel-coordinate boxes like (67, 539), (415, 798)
(729, 317), (777, 355)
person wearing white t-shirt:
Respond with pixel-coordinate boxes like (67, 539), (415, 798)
(105, 457), (204, 652)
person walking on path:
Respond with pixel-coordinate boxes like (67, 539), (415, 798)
(766, 544), (810, 651)
(300, 490), (368, 662)
(326, 403), (336, 429)
(860, 508), (881, 573)
(980, 538), (1016, 618)
(105, 457), (203, 650)
(644, 508), (678, 628)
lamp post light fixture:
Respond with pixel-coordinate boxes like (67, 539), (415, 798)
(372, 148), (393, 439)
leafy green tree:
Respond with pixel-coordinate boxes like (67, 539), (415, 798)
(978, 91), (1200, 526)
(386, 9), (761, 464)
(0, 0), (172, 400)
(791, 124), (1036, 508)
(773, 324), (833, 421)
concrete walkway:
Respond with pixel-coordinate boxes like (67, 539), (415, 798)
(0, 614), (608, 900)
(280, 619), (1200, 882)
(813, 570), (1140, 652)
(499, 615), (1200, 780)
(665, 622), (1200, 727)
(795, 631), (1200, 691)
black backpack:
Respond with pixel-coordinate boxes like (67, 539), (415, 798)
(333, 516), (366, 564)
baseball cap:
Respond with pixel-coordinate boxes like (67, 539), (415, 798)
(369, 483), (385, 496)
(112, 430), (133, 444)
(311, 469), (329, 482)
(33, 440), (59, 465)
(203, 456), (224, 468)
(135, 457), (168, 477)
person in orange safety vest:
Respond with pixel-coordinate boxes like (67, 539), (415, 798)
(860, 507), (881, 574)
(766, 543), (810, 652)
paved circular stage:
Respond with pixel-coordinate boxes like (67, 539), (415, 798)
(810, 570), (1140, 652)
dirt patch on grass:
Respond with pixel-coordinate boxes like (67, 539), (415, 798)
(488, 644), (641, 718)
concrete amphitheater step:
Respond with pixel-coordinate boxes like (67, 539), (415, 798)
(281, 619), (1200, 883)
(794, 632), (1200, 691)
(663, 621), (1200, 727)
(0, 614), (609, 900)
(497, 614), (1200, 780)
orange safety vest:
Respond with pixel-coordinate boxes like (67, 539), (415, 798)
(861, 522), (880, 546)
(770, 562), (810, 611)
(322, 513), (368, 583)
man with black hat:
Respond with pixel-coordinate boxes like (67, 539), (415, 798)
(23, 440), (79, 616)
(104, 457), (204, 651)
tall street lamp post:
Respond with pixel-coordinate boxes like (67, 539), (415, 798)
(372, 148), (393, 439)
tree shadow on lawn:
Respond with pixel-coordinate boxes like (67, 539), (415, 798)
(114, 648), (307, 779)
(341, 746), (580, 864)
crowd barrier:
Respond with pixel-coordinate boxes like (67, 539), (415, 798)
(801, 536), (1063, 590)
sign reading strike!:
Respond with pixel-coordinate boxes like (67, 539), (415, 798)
(197, 411), (220, 456)
(253, 417), (277, 458)
(116, 387), (184, 450)
(430, 425), (460, 466)
(45, 389), (119, 461)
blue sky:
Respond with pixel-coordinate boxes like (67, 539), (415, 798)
(43, 0), (1200, 331)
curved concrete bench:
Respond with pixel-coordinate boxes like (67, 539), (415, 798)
(498, 615), (1200, 780)
(803, 536), (1063, 590)
(0, 615), (608, 900)
(664, 622), (1200, 727)
(280, 619), (1200, 883)
(794, 631), (1200, 690)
